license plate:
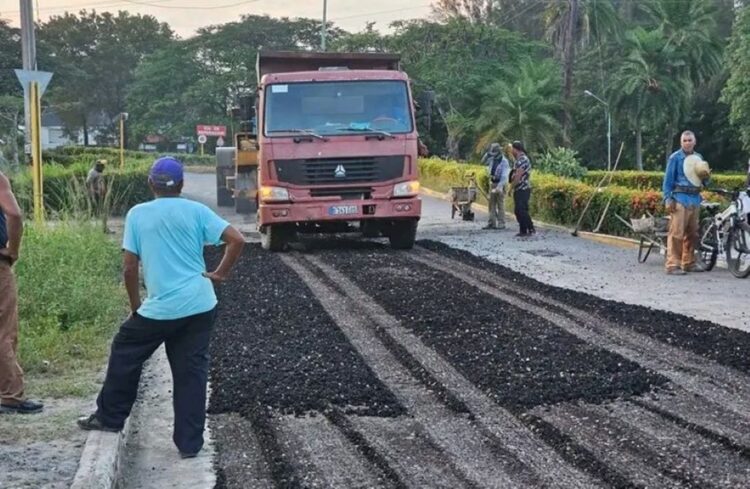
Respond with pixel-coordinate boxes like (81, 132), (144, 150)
(328, 205), (358, 216)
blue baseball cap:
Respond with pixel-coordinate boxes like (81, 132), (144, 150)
(149, 156), (184, 188)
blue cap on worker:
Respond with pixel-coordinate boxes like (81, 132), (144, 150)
(149, 156), (184, 188)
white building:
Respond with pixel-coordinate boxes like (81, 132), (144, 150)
(41, 110), (110, 149)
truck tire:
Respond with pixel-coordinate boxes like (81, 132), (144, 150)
(217, 187), (233, 207)
(389, 219), (418, 250)
(260, 224), (292, 252)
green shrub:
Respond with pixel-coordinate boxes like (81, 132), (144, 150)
(535, 147), (588, 179)
(583, 170), (748, 191)
(419, 158), (666, 236)
(11, 160), (152, 217)
(180, 154), (215, 166)
(44, 146), (215, 167)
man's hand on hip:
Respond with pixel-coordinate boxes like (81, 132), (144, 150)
(203, 271), (228, 283)
(666, 200), (677, 214)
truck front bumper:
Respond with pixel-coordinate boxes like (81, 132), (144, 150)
(258, 197), (421, 226)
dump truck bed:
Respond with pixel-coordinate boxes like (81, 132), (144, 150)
(256, 50), (401, 83)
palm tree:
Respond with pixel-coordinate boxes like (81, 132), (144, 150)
(543, 0), (621, 144)
(475, 60), (562, 153)
(608, 28), (692, 170)
(639, 0), (722, 158)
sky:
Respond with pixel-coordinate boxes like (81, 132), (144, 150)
(0, 0), (434, 38)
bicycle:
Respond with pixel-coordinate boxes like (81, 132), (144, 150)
(698, 188), (750, 278)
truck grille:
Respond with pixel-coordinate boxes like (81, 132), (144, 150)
(274, 156), (404, 185)
(310, 187), (372, 200)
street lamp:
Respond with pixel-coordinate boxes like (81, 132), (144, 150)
(584, 90), (611, 171)
(119, 112), (128, 169)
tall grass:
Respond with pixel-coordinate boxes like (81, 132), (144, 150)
(15, 223), (127, 397)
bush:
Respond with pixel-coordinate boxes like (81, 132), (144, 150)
(419, 158), (665, 236)
(11, 160), (152, 217)
(180, 154), (215, 166)
(583, 170), (748, 191)
(45, 146), (216, 167)
(535, 147), (588, 179)
(15, 223), (127, 396)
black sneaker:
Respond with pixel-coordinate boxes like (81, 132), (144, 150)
(77, 413), (121, 432)
(0, 400), (44, 414)
(515, 232), (529, 238)
(482, 225), (496, 230)
(180, 451), (199, 459)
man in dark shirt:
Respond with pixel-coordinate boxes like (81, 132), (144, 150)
(510, 141), (535, 237)
(0, 171), (43, 414)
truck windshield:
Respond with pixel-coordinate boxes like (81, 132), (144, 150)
(264, 80), (413, 137)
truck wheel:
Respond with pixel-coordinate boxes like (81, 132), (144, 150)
(261, 225), (292, 252)
(389, 219), (418, 250)
(217, 187), (234, 207)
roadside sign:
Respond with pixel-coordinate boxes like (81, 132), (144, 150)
(197, 134), (208, 144)
(217, 136), (225, 147)
(15, 70), (53, 96)
(196, 125), (226, 137)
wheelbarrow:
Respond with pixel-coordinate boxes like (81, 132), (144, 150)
(449, 174), (482, 221)
(615, 213), (670, 263)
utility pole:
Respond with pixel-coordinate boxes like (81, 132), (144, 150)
(321, 0), (328, 51)
(19, 0), (37, 154)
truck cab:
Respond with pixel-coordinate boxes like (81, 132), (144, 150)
(254, 51), (422, 251)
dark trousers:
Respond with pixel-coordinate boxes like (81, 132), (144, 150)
(514, 188), (535, 234)
(96, 308), (216, 454)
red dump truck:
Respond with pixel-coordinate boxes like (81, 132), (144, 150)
(245, 50), (422, 251)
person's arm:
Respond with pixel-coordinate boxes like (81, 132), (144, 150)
(663, 154), (677, 211)
(499, 159), (511, 187)
(123, 251), (141, 314)
(204, 226), (244, 282)
(0, 173), (23, 264)
(511, 161), (526, 185)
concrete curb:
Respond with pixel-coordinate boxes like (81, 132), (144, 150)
(69, 412), (132, 489)
(420, 187), (639, 250)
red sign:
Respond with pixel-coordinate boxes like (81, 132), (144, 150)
(196, 125), (226, 137)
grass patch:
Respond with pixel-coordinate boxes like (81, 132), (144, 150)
(14, 222), (127, 398)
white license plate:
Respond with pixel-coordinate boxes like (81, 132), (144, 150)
(328, 205), (358, 216)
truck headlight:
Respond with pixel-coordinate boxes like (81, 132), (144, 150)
(393, 181), (420, 197)
(259, 186), (290, 202)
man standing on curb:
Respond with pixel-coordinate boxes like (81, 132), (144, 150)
(482, 143), (510, 230)
(0, 171), (43, 414)
(77, 157), (245, 459)
(662, 130), (710, 275)
(510, 141), (536, 237)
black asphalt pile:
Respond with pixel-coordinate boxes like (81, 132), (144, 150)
(318, 247), (666, 412)
(418, 240), (750, 375)
(205, 245), (404, 418)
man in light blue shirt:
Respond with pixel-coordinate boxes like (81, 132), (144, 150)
(662, 130), (710, 275)
(78, 157), (245, 459)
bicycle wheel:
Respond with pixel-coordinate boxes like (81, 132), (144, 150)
(698, 217), (718, 271)
(727, 226), (750, 278)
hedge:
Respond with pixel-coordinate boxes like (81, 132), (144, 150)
(11, 160), (151, 216)
(44, 146), (215, 167)
(419, 158), (663, 236)
(583, 170), (748, 191)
